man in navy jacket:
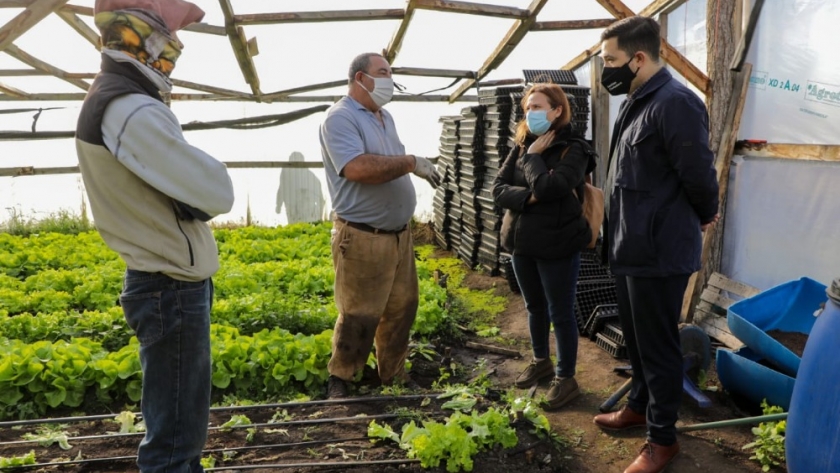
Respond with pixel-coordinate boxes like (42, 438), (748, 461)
(592, 16), (719, 473)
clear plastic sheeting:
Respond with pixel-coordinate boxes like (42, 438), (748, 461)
(721, 155), (840, 290)
(739, 0), (840, 144)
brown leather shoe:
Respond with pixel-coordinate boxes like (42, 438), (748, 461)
(593, 405), (646, 431)
(624, 441), (679, 473)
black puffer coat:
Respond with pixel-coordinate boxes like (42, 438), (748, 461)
(492, 125), (597, 260)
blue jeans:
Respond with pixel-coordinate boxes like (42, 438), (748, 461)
(512, 253), (581, 378)
(119, 269), (213, 473)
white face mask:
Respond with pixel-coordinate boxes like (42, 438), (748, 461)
(357, 72), (394, 107)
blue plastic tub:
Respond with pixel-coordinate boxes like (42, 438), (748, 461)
(727, 277), (827, 377)
(716, 347), (796, 411)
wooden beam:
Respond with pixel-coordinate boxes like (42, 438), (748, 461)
(0, 80), (28, 97)
(4, 44), (89, 90)
(0, 92), (479, 102)
(219, 0), (261, 97)
(734, 143), (840, 162)
(414, 0), (529, 19)
(593, 0), (635, 18)
(531, 19), (615, 31)
(0, 1), (34, 7)
(56, 10), (99, 49)
(54, 4), (226, 36)
(0, 68), (44, 76)
(682, 63), (752, 322)
(170, 79), (250, 99)
(660, 39), (709, 94)
(0, 0), (69, 52)
(384, 0), (419, 63)
(233, 9), (405, 25)
(730, 0), (764, 72)
(1, 161), (328, 177)
(392, 66), (474, 78)
(560, 0), (685, 70)
(449, 0), (548, 102)
(261, 80), (347, 102)
(183, 23), (227, 36)
(590, 56), (610, 187)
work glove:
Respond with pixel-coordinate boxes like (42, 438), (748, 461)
(412, 155), (441, 188)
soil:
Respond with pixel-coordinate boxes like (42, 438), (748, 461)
(766, 330), (808, 358)
(0, 260), (778, 472)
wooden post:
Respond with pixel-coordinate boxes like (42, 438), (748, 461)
(683, 64), (752, 322)
(384, 0), (419, 64)
(589, 57), (610, 187)
(218, 0), (261, 97)
(680, 0), (742, 320)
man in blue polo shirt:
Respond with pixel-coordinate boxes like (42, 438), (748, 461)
(319, 52), (440, 398)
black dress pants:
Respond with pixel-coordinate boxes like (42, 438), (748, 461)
(615, 273), (690, 446)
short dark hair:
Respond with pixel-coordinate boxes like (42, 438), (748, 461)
(348, 52), (384, 82)
(601, 16), (661, 62)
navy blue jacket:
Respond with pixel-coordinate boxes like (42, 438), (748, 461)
(607, 68), (719, 277)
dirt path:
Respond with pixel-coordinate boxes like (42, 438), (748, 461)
(463, 270), (769, 473)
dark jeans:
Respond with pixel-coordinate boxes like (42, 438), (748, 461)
(512, 253), (581, 378)
(615, 274), (690, 446)
(120, 269), (213, 473)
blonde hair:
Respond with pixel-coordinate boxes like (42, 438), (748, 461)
(514, 83), (572, 146)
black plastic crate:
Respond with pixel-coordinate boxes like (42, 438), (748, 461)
(583, 304), (620, 340)
(601, 322), (625, 346)
(499, 253), (520, 294)
(578, 262), (611, 280)
(523, 69), (579, 85)
(574, 284), (618, 335)
(595, 333), (627, 359)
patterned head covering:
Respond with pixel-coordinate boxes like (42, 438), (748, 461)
(94, 0), (204, 77)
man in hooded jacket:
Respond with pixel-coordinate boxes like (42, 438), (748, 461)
(76, 1), (234, 471)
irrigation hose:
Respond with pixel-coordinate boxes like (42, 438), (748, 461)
(0, 436), (372, 470)
(205, 458), (422, 471)
(677, 413), (788, 433)
(0, 393), (443, 429)
(0, 413), (406, 447)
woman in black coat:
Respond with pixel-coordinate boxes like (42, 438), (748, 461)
(492, 83), (596, 409)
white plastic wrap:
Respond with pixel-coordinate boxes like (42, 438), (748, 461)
(739, 0), (840, 144)
(721, 155), (840, 290)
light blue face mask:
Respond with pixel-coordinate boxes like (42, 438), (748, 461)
(526, 110), (553, 135)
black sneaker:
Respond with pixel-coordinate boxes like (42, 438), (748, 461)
(327, 375), (348, 399)
(515, 358), (554, 388)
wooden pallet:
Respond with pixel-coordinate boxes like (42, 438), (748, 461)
(693, 272), (760, 349)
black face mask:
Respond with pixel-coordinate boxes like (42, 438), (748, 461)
(601, 57), (638, 96)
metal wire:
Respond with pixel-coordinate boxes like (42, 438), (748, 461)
(0, 413), (402, 447)
(0, 437), (374, 470)
(206, 458), (422, 471)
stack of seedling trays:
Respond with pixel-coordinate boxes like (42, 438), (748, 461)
(574, 247), (625, 359)
(433, 116), (462, 250)
(476, 86), (524, 275)
(453, 105), (487, 268)
(521, 70), (590, 137)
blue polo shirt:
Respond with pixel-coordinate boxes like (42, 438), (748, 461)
(319, 96), (416, 231)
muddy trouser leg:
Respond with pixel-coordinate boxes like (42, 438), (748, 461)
(375, 228), (419, 385)
(328, 220), (400, 381)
